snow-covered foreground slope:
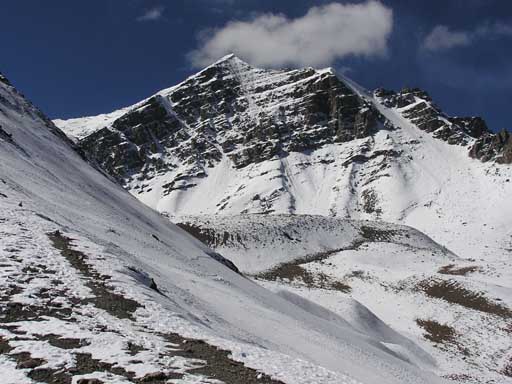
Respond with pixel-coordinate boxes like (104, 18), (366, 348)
(0, 79), (450, 382)
(179, 214), (512, 383)
(54, 56), (512, 267)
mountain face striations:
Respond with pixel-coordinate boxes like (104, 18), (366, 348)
(74, 55), (381, 183)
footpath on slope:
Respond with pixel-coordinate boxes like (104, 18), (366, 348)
(0, 205), (284, 384)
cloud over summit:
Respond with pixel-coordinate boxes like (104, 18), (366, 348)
(188, 1), (393, 68)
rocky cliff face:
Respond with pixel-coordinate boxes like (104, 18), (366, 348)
(469, 129), (512, 163)
(375, 87), (512, 163)
(0, 72), (11, 86)
(59, 57), (512, 195)
(76, 55), (380, 186)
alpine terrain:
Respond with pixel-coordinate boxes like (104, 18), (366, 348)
(0, 52), (509, 384)
(54, 55), (512, 384)
(0, 64), (454, 384)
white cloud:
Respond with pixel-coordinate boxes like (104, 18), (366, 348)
(424, 21), (512, 52)
(137, 6), (165, 22)
(423, 25), (471, 51)
(188, 1), (393, 68)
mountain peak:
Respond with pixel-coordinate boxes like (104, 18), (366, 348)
(210, 55), (338, 76)
(216, 52), (237, 62)
(209, 53), (251, 68)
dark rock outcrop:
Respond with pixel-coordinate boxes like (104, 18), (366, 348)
(0, 72), (11, 86)
(470, 129), (512, 164)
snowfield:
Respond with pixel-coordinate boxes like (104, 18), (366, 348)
(179, 214), (512, 383)
(0, 72), (452, 382)
(174, 214), (457, 274)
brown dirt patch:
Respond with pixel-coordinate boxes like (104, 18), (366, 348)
(438, 264), (480, 276)
(418, 279), (512, 318)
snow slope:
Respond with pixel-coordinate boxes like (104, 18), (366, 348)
(175, 214), (456, 274)
(178, 214), (512, 383)
(53, 108), (129, 142)
(0, 76), (447, 382)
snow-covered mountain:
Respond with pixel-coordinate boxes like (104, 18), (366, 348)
(0, 72), (456, 383)
(55, 54), (512, 264)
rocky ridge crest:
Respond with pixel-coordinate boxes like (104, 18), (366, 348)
(375, 87), (512, 163)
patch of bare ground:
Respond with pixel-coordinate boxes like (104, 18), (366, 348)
(176, 222), (243, 248)
(25, 352), (144, 384)
(359, 225), (402, 242)
(2, 334), (183, 384)
(126, 341), (146, 356)
(416, 319), (456, 344)
(162, 333), (285, 384)
(255, 254), (351, 293)
(0, 301), (73, 323)
(48, 231), (141, 320)
(36, 334), (89, 349)
(344, 269), (375, 283)
(0, 336), (14, 354)
(441, 373), (477, 382)
(417, 279), (512, 318)
(11, 352), (46, 369)
(438, 264), (480, 276)
(415, 319), (470, 357)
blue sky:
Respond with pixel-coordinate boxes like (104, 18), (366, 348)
(1, 0), (511, 132)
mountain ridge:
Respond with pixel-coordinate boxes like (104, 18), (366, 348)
(54, 55), (511, 162)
